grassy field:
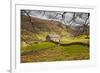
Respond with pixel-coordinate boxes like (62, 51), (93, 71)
(60, 35), (89, 44)
(21, 38), (89, 63)
(21, 42), (56, 54)
(21, 44), (89, 62)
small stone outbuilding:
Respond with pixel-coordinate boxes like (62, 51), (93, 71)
(46, 34), (60, 42)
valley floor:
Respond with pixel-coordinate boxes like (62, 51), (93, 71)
(21, 40), (89, 63)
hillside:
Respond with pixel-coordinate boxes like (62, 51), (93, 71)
(21, 16), (67, 33)
(21, 15), (68, 45)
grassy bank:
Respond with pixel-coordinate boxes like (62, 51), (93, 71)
(21, 43), (89, 63)
(21, 42), (56, 54)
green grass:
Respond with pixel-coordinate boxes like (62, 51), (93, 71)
(63, 45), (89, 59)
(61, 39), (88, 44)
(60, 35), (89, 44)
(21, 41), (56, 54)
(21, 44), (89, 62)
(21, 34), (89, 62)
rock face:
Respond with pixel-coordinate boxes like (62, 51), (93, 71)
(46, 34), (60, 42)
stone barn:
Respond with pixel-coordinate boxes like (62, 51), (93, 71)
(46, 34), (60, 42)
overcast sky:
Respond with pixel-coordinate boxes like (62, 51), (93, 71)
(21, 10), (89, 26)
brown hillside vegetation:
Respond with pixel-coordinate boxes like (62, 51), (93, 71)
(21, 15), (68, 44)
(21, 16), (67, 34)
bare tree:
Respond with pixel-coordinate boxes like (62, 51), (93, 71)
(66, 13), (90, 38)
(82, 13), (90, 38)
(21, 10), (42, 40)
(22, 10), (33, 25)
(21, 10), (90, 38)
(21, 10), (39, 32)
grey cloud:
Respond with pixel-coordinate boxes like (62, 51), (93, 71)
(64, 13), (73, 23)
(22, 10), (89, 25)
(75, 17), (85, 24)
